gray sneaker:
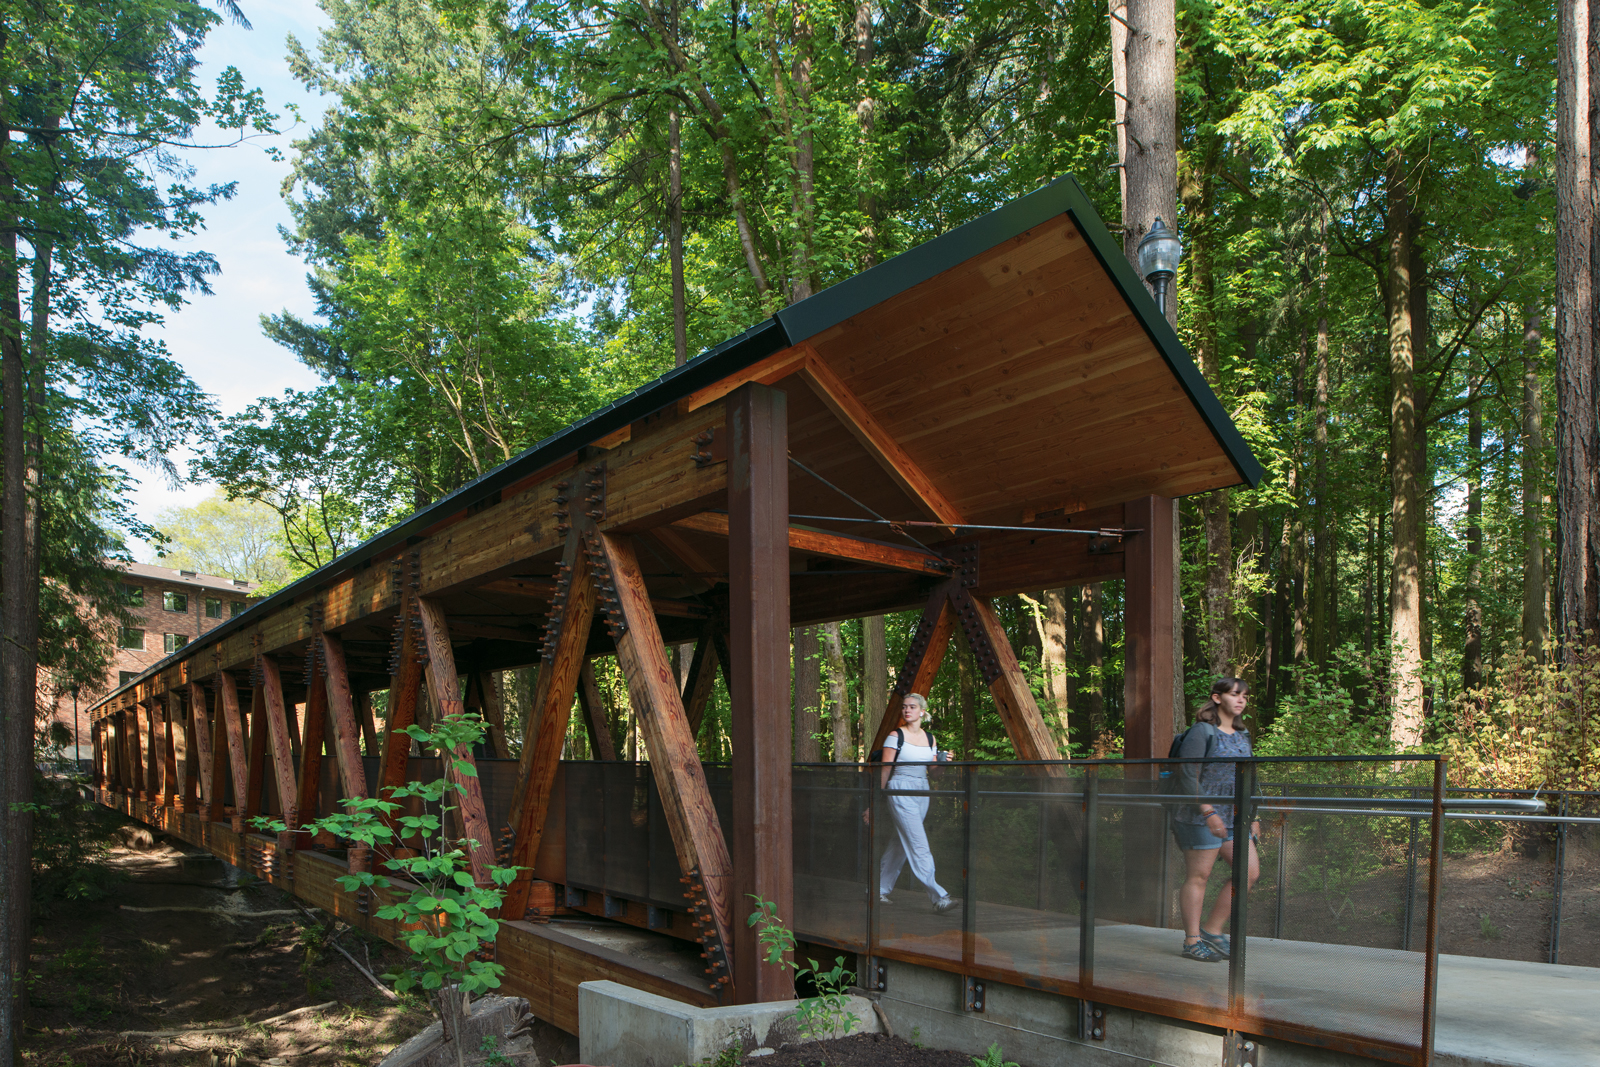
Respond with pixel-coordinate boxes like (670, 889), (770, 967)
(934, 896), (960, 913)
(876, 894), (894, 904)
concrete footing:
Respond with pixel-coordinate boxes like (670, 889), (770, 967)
(577, 981), (882, 1067)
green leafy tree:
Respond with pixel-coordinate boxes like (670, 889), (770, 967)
(0, 0), (275, 1043)
(254, 714), (520, 1020)
(153, 490), (295, 588)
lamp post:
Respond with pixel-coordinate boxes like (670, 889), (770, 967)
(1136, 216), (1183, 317)
(72, 685), (80, 774)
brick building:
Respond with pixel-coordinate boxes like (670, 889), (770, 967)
(47, 562), (260, 763)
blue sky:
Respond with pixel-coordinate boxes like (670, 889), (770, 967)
(129, 0), (330, 554)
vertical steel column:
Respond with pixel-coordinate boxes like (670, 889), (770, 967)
(1227, 760), (1257, 1017)
(1078, 767), (1099, 993)
(728, 382), (793, 1003)
(1273, 786), (1289, 939)
(1037, 798), (1049, 911)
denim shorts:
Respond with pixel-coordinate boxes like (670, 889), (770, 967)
(1173, 819), (1233, 851)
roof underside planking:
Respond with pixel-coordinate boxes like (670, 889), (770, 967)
(91, 174), (1262, 714)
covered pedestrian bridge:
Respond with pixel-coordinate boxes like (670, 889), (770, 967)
(93, 174), (1549, 1065)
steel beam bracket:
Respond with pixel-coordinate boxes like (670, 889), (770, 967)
(1223, 1031), (1261, 1067)
(1079, 1000), (1106, 1041)
(962, 975), (986, 1013)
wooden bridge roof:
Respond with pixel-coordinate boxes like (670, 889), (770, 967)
(92, 174), (1261, 713)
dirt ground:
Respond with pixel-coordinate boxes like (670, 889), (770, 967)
(734, 1033), (1004, 1067)
(19, 831), (441, 1067)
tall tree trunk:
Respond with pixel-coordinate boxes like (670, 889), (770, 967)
(1236, 507), (1260, 670)
(1079, 585), (1105, 749)
(819, 622), (849, 761)
(788, 1), (816, 302)
(853, 0), (878, 267)
(1525, 302), (1549, 658)
(1556, 0), (1597, 641)
(1464, 363), (1484, 691)
(668, 102), (687, 366)
(1116, 0), (1182, 732)
(955, 629), (977, 759)
(1189, 150), (1233, 677)
(861, 615), (886, 753)
(1312, 225), (1332, 666)
(1387, 153), (1425, 746)
(792, 627), (821, 761)
(1039, 589), (1072, 736)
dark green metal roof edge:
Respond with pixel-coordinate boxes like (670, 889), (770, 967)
(95, 173), (1262, 708)
(1058, 178), (1265, 489)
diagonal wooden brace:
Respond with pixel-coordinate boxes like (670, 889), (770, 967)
(502, 525), (597, 920)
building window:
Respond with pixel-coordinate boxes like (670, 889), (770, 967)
(163, 633), (189, 654)
(163, 591), (188, 612)
(118, 671), (138, 686)
(117, 628), (144, 650)
(230, 600), (247, 617)
(205, 597), (222, 619)
(121, 583), (144, 606)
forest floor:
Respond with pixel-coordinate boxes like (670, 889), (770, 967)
(15, 827), (584, 1067)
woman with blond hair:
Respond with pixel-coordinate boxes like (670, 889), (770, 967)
(875, 694), (959, 912)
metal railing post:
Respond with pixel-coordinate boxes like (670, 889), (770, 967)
(1402, 786), (1421, 951)
(1550, 791), (1569, 965)
(1421, 759), (1445, 1061)
(963, 763), (977, 970)
(1079, 767), (1099, 993)
(1227, 760), (1256, 1016)
(1274, 781), (1288, 939)
(867, 765), (878, 954)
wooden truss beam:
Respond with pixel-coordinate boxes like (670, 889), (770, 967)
(320, 632), (370, 806)
(259, 655), (300, 842)
(244, 683), (269, 819)
(465, 670), (511, 759)
(90, 396), (733, 720)
(868, 595), (956, 758)
(417, 596), (498, 883)
(188, 681), (215, 815)
(478, 577), (709, 619)
(680, 627), (720, 739)
(668, 511), (950, 576)
(296, 651), (331, 845)
(376, 615), (424, 848)
(502, 522), (597, 920)
(796, 350), (965, 529)
(218, 672), (250, 825)
(595, 530), (736, 996)
(576, 660), (616, 762)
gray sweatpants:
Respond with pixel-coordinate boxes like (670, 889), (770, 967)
(878, 776), (949, 903)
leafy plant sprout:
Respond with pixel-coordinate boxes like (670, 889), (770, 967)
(252, 712), (521, 1042)
(746, 896), (859, 1056)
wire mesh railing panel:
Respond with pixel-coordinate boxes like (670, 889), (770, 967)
(476, 758), (519, 844)
(792, 764), (871, 948)
(870, 763), (966, 968)
(1243, 761), (1436, 1054)
(1558, 794), (1600, 967)
(966, 766), (1084, 987)
(1084, 766), (1231, 1016)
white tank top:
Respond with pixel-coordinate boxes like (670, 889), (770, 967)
(884, 731), (938, 779)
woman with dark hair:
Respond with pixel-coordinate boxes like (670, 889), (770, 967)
(875, 694), (960, 913)
(1172, 677), (1260, 962)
